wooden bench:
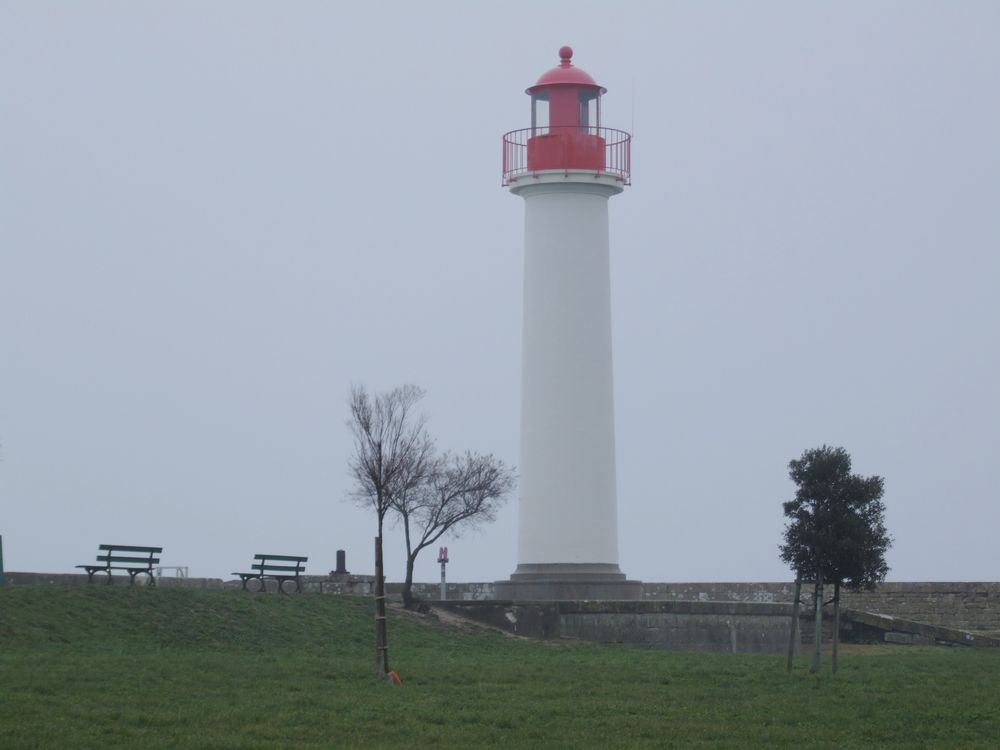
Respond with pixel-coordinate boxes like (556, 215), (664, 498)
(232, 554), (308, 593)
(76, 544), (162, 586)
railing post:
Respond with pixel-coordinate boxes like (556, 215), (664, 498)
(0, 534), (7, 586)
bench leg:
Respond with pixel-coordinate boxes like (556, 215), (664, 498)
(240, 576), (265, 593)
(275, 577), (304, 594)
(105, 570), (113, 585)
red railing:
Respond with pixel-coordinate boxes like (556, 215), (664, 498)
(502, 126), (631, 186)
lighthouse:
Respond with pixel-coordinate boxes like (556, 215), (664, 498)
(495, 47), (640, 600)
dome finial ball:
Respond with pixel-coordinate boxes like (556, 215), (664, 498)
(559, 45), (573, 64)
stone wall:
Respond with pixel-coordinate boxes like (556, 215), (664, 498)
(640, 582), (798, 603)
(4, 571), (225, 589)
(407, 581), (496, 600)
(560, 600), (795, 653)
(839, 583), (999, 633)
(6, 572), (997, 634)
(314, 579), (1000, 633)
(359, 580), (1000, 633)
(435, 599), (797, 654)
(638, 582), (1000, 633)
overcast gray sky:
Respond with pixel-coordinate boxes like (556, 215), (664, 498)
(2, 2), (998, 585)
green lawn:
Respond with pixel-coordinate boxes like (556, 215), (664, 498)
(1, 586), (998, 748)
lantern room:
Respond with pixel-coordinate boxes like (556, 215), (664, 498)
(502, 46), (631, 186)
(528, 45), (605, 132)
(526, 46), (605, 172)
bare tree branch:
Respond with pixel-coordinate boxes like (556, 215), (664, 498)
(393, 451), (516, 607)
(346, 384), (435, 677)
(347, 384), (435, 537)
(348, 382), (516, 625)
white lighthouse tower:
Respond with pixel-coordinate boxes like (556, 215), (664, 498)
(496, 47), (640, 600)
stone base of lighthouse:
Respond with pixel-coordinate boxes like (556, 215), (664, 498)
(494, 564), (642, 601)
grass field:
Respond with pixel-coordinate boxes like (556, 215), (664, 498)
(1, 586), (998, 748)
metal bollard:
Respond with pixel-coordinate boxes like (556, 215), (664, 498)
(437, 547), (449, 600)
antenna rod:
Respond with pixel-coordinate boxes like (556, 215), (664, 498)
(631, 76), (636, 138)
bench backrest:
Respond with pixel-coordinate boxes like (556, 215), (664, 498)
(252, 554), (307, 576)
(95, 544), (162, 568)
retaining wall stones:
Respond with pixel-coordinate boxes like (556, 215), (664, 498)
(435, 599), (798, 654)
(639, 582), (1000, 633)
(4, 571), (225, 589)
(371, 581), (1000, 633)
(7, 572), (997, 634)
(840, 583), (999, 633)
(288, 579), (1000, 634)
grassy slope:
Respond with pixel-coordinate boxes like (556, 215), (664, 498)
(1, 586), (998, 749)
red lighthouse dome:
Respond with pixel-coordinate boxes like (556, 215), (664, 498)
(527, 46), (607, 95)
(502, 47), (630, 186)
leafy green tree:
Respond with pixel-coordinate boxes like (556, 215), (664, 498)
(780, 446), (892, 673)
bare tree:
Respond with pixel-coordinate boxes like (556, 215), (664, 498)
(393, 451), (515, 608)
(347, 384), (434, 678)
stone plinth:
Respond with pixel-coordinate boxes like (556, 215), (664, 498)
(494, 563), (642, 601)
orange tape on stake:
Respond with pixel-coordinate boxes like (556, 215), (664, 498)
(387, 671), (402, 686)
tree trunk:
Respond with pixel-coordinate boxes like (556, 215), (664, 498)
(832, 581), (841, 675)
(810, 578), (823, 674)
(374, 535), (389, 678)
(786, 576), (802, 673)
(400, 510), (416, 609)
(402, 554), (416, 609)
